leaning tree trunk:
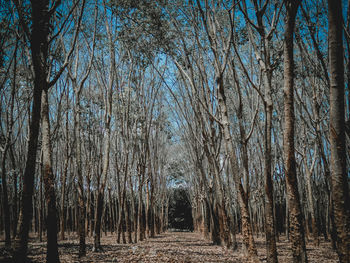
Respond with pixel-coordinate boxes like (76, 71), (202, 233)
(328, 0), (350, 262)
(41, 88), (60, 263)
(216, 75), (258, 259)
(283, 1), (308, 262)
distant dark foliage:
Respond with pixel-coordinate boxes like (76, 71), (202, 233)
(168, 187), (193, 231)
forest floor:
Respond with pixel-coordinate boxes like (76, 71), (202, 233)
(1, 231), (338, 262)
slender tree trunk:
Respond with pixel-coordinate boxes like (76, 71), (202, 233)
(209, 198), (221, 245)
(41, 88), (60, 263)
(314, 99), (337, 248)
(13, 1), (49, 261)
(1, 41), (18, 248)
(93, 190), (104, 251)
(93, 121), (111, 251)
(328, 0), (350, 261)
(264, 87), (278, 263)
(216, 75), (257, 259)
(93, 2), (113, 248)
(137, 173), (144, 241)
(60, 105), (70, 241)
(145, 180), (150, 238)
(304, 157), (319, 245)
(74, 97), (86, 257)
(60, 154), (68, 240)
(1, 145), (11, 248)
(86, 176), (91, 236)
(149, 179), (155, 238)
(39, 169), (43, 242)
(12, 170), (18, 239)
(128, 175), (137, 242)
(108, 188), (114, 233)
(283, 1), (307, 262)
(125, 199), (132, 243)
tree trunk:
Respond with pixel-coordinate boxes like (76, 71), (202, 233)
(125, 199), (133, 243)
(137, 174), (144, 241)
(93, 4), (113, 247)
(1, 41), (18, 248)
(74, 97), (86, 257)
(264, 87), (278, 263)
(328, 0), (350, 261)
(41, 88), (60, 263)
(303, 156), (319, 245)
(12, 170), (18, 239)
(149, 179), (155, 238)
(39, 170), (43, 242)
(60, 153), (68, 240)
(216, 75), (257, 259)
(1, 144), (11, 248)
(283, 1), (307, 262)
(86, 177), (91, 236)
(209, 199), (221, 245)
(93, 190), (104, 251)
(13, 1), (49, 261)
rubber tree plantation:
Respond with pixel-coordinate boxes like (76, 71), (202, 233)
(0, 0), (349, 262)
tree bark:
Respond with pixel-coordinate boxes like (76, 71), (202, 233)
(137, 172), (144, 241)
(264, 100), (278, 263)
(1, 139), (11, 248)
(41, 88), (60, 263)
(328, 0), (350, 261)
(1, 40), (18, 248)
(12, 1), (49, 261)
(93, 190), (104, 251)
(283, 1), (307, 262)
(74, 95), (86, 257)
(93, 1), (114, 249)
(217, 75), (258, 259)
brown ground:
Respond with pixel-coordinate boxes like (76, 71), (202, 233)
(1, 231), (338, 262)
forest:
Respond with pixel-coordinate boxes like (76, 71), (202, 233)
(0, 0), (349, 262)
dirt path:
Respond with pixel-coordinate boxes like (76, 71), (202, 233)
(1, 231), (338, 262)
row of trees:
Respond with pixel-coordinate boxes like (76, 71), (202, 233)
(0, 0), (349, 263)
(1, 1), (174, 262)
(165, 0), (349, 262)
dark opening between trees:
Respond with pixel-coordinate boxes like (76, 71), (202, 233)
(168, 187), (193, 231)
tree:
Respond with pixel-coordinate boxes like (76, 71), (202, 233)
(328, 0), (350, 261)
(1, 39), (18, 248)
(41, 86), (60, 263)
(12, 1), (51, 261)
(239, 1), (282, 260)
(283, 0), (308, 262)
(92, 0), (114, 250)
(65, 1), (96, 254)
(3, 1), (349, 262)
(13, 0), (83, 261)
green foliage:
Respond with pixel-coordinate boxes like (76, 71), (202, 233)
(109, 0), (176, 66)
